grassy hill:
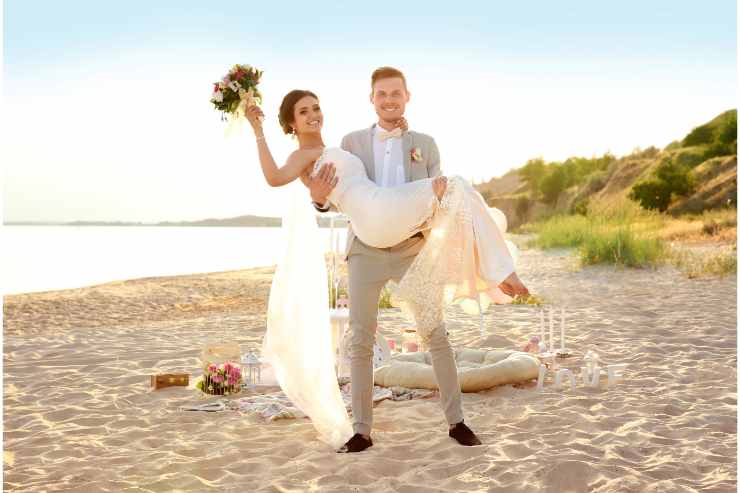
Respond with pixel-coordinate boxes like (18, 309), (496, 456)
(476, 110), (737, 230)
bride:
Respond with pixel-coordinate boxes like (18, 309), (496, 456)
(245, 90), (529, 448)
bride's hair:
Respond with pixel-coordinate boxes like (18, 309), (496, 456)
(279, 89), (318, 135)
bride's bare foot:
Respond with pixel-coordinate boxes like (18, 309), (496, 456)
(433, 176), (448, 200)
(498, 272), (529, 297)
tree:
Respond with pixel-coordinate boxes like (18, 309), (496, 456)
(682, 124), (715, 147)
(519, 158), (546, 189)
(539, 166), (568, 205)
(629, 180), (672, 212)
(718, 113), (737, 145)
(655, 160), (694, 197)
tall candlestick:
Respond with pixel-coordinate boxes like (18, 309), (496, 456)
(549, 307), (554, 352)
(560, 307), (565, 350)
(540, 309), (545, 346)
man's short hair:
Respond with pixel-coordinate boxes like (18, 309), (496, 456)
(371, 66), (407, 92)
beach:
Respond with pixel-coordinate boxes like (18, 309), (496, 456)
(3, 241), (737, 492)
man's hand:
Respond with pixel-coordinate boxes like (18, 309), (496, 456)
(432, 176), (447, 200)
(307, 162), (338, 206)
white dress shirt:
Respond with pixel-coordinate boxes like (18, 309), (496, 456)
(373, 125), (405, 187)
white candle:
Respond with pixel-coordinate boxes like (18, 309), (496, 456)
(560, 307), (565, 350)
(540, 309), (545, 344)
(549, 307), (554, 352)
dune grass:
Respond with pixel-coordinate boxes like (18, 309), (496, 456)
(523, 199), (736, 274)
(669, 247), (737, 278)
(525, 202), (666, 268)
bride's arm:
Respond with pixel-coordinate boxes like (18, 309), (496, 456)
(246, 105), (318, 187)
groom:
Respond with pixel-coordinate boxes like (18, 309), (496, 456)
(309, 67), (482, 453)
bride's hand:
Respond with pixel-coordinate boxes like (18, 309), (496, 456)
(394, 117), (409, 132)
(246, 105), (265, 133)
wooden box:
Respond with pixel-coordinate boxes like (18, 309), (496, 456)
(150, 373), (189, 390)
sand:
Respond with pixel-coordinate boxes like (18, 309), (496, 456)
(3, 240), (737, 492)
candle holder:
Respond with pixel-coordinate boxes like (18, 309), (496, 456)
(555, 347), (573, 358)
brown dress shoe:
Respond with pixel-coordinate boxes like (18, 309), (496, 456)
(337, 433), (373, 453)
(449, 421), (482, 446)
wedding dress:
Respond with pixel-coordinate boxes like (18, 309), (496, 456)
(314, 147), (519, 315)
(261, 147), (519, 449)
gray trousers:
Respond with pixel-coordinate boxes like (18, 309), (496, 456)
(347, 234), (464, 436)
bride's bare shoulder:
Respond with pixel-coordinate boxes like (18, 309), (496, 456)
(286, 148), (324, 167)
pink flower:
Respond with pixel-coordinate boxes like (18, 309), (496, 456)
(213, 83), (220, 93)
(211, 373), (224, 383)
(410, 147), (423, 162)
(223, 362), (233, 373)
(227, 375), (238, 386)
(207, 364), (218, 373)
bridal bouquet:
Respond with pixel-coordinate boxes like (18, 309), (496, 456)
(196, 361), (243, 395)
(210, 64), (263, 121)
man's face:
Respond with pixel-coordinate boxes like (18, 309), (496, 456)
(370, 77), (410, 123)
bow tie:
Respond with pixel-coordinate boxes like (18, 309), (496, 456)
(377, 127), (404, 141)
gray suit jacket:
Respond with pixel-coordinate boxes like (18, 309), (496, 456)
(335, 124), (442, 258)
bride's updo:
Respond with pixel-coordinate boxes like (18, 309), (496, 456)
(279, 89), (318, 135)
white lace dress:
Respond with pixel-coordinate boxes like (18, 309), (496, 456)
(312, 147), (519, 328)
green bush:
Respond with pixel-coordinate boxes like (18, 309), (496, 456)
(673, 147), (706, 168)
(718, 112), (737, 145)
(519, 158), (546, 190)
(530, 214), (592, 249)
(571, 197), (589, 216)
(529, 212), (667, 268)
(579, 226), (665, 268)
(655, 159), (694, 197)
(664, 140), (682, 151)
(539, 166), (568, 204)
(629, 180), (672, 212)
(629, 157), (694, 212)
(702, 142), (734, 161)
(515, 194), (532, 219)
(683, 124), (715, 146)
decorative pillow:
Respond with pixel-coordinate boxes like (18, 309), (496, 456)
(373, 348), (540, 392)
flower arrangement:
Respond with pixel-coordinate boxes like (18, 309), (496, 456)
(196, 361), (243, 395)
(410, 147), (423, 162)
(210, 64), (263, 121)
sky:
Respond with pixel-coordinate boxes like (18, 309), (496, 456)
(2, 1), (737, 222)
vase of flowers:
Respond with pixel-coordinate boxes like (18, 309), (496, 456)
(196, 361), (243, 396)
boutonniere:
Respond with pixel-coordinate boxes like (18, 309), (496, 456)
(410, 147), (423, 163)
